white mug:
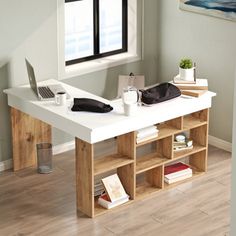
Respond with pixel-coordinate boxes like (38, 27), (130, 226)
(123, 103), (137, 116)
(122, 86), (139, 116)
(55, 92), (66, 106)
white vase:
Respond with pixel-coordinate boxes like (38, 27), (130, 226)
(179, 67), (194, 81)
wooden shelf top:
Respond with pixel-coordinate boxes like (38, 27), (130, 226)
(136, 153), (168, 174)
(94, 154), (134, 176)
(183, 115), (207, 130)
(172, 144), (206, 161)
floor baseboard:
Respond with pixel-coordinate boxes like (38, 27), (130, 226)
(0, 136), (231, 172)
(0, 159), (13, 172)
(208, 135), (232, 152)
(52, 140), (75, 155)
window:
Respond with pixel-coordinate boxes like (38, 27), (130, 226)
(58, 0), (139, 79)
(65, 0), (127, 66)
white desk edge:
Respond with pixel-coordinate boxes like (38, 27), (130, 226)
(4, 79), (216, 144)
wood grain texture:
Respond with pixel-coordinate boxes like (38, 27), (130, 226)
(146, 165), (163, 189)
(156, 136), (173, 159)
(166, 116), (183, 130)
(75, 138), (94, 217)
(117, 132), (136, 199)
(117, 132), (136, 159)
(94, 154), (134, 176)
(11, 107), (51, 171)
(189, 150), (207, 172)
(117, 164), (135, 199)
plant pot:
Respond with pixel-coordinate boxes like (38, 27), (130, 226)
(179, 67), (194, 81)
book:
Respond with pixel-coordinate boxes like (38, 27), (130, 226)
(136, 126), (158, 139)
(101, 174), (127, 202)
(98, 193), (129, 209)
(174, 139), (193, 147)
(172, 78), (208, 90)
(164, 162), (190, 175)
(181, 90), (207, 97)
(174, 145), (193, 152)
(136, 133), (159, 144)
(164, 172), (192, 184)
(165, 168), (192, 180)
(173, 74), (196, 84)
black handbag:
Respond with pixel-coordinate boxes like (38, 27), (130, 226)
(71, 98), (113, 113)
(141, 82), (181, 105)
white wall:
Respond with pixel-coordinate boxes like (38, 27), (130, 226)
(0, 0), (160, 162)
(157, 0), (236, 142)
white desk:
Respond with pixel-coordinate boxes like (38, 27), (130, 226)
(4, 80), (216, 217)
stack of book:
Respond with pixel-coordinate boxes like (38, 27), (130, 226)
(164, 162), (193, 184)
(136, 125), (159, 144)
(174, 135), (193, 152)
(98, 174), (129, 209)
(172, 78), (208, 97)
(94, 179), (104, 197)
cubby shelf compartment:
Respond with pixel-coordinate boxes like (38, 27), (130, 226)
(183, 109), (208, 130)
(157, 123), (181, 139)
(172, 144), (207, 161)
(136, 165), (163, 199)
(136, 181), (162, 199)
(183, 115), (207, 130)
(136, 153), (168, 174)
(94, 154), (134, 176)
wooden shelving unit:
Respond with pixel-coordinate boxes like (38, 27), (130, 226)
(76, 108), (209, 217)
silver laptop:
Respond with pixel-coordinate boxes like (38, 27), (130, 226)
(25, 58), (69, 100)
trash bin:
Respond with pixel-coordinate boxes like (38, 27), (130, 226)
(36, 143), (52, 174)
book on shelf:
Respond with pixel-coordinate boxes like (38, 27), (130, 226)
(174, 139), (193, 147)
(164, 162), (193, 184)
(94, 182), (104, 197)
(136, 133), (159, 144)
(164, 172), (192, 184)
(101, 174), (127, 202)
(164, 162), (190, 175)
(165, 167), (192, 180)
(173, 138), (193, 151)
(98, 192), (129, 209)
(136, 126), (158, 139)
(174, 145), (193, 152)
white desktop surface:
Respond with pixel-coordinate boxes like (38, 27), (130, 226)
(4, 79), (216, 144)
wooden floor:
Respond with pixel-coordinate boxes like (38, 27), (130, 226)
(0, 142), (231, 236)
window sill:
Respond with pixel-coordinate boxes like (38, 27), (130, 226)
(62, 53), (141, 79)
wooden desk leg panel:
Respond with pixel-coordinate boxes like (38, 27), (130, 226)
(75, 138), (94, 217)
(11, 108), (52, 171)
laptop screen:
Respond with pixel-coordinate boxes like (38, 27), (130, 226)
(25, 58), (39, 97)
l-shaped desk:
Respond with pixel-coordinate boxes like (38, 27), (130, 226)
(4, 80), (216, 217)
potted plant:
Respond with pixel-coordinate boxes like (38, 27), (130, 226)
(179, 58), (194, 81)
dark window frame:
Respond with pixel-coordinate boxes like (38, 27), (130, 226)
(65, 0), (128, 66)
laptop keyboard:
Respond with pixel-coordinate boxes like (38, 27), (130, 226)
(38, 86), (55, 98)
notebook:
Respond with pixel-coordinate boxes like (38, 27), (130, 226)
(25, 58), (69, 100)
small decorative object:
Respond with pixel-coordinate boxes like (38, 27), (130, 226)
(101, 174), (128, 202)
(179, 0), (236, 22)
(179, 58), (195, 82)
